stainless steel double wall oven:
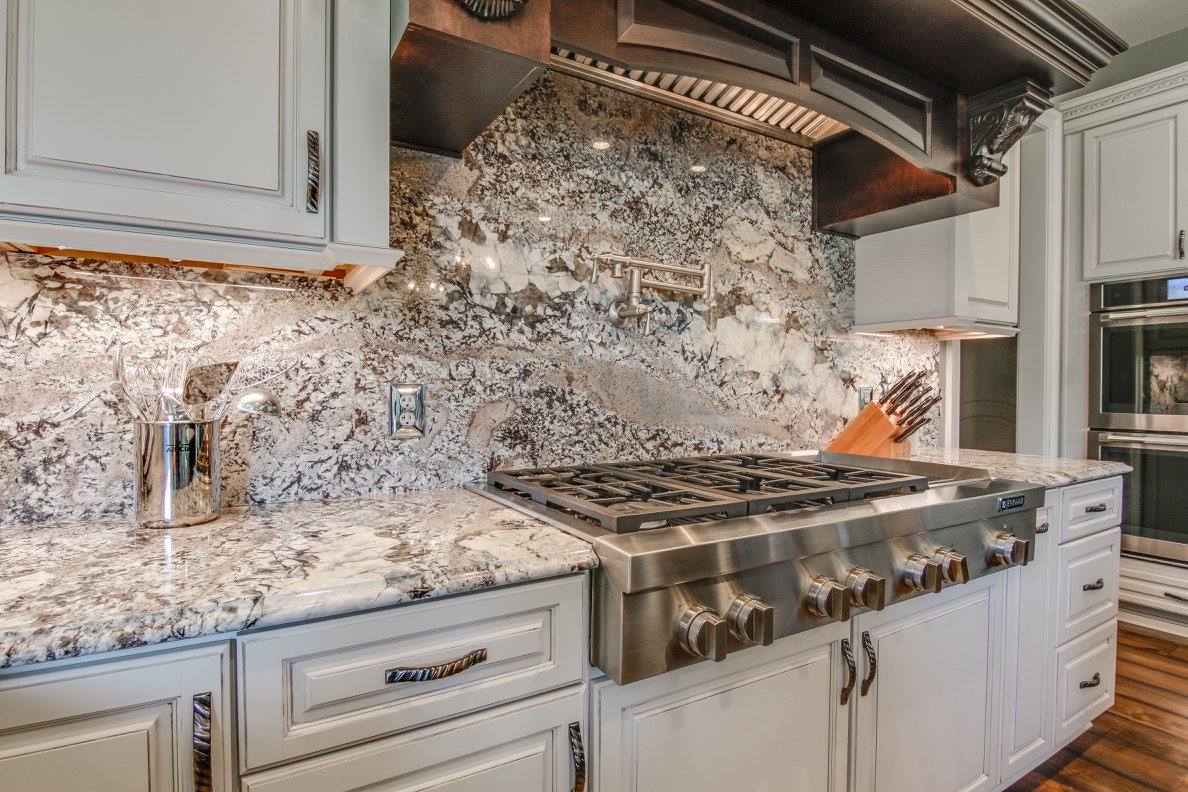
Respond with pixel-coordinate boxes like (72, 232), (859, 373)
(1089, 274), (1188, 564)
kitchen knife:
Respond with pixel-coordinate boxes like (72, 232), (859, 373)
(894, 417), (932, 443)
(878, 372), (914, 406)
(881, 371), (924, 409)
(899, 393), (943, 427)
(893, 387), (933, 418)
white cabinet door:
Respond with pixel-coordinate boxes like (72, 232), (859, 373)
(241, 687), (584, 792)
(1083, 102), (1188, 280)
(0, 0), (328, 243)
(852, 575), (1005, 792)
(592, 624), (850, 792)
(999, 500), (1057, 785)
(954, 145), (1019, 325)
(0, 643), (233, 792)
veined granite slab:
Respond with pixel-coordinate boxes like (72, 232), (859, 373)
(910, 447), (1131, 488)
(0, 490), (595, 670)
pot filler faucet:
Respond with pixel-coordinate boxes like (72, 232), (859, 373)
(590, 254), (712, 333)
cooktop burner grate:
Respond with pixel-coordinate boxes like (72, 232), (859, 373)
(487, 454), (931, 532)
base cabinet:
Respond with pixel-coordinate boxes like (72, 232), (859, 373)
(590, 624), (850, 792)
(0, 643), (233, 792)
(851, 574), (1005, 792)
(240, 687), (584, 792)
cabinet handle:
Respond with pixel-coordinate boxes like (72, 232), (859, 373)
(192, 692), (213, 792)
(568, 721), (586, 792)
(1084, 503), (1109, 514)
(1180, 229), (1185, 259)
(860, 631), (878, 697)
(384, 648), (487, 683)
(840, 638), (857, 705)
(305, 130), (321, 213)
(1079, 673), (1102, 689)
(1164, 591), (1188, 603)
(1083, 578), (1105, 592)
(1035, 521), (1050, 534)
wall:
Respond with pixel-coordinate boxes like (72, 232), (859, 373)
(1057, 27), (1188, 102)
(0, 73), (939, 525)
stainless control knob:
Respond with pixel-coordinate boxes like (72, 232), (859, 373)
(726, 594), (775, 646)
(677, 606), (728, 661)
(931, 547), (970, 584)
(845, 567), (887, 611)
(991, 533), (1031, 567)
(806, 577), (852, 622)
(903, 554), (943, 593)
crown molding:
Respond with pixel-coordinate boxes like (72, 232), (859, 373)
(1058, 61), (1188, 121)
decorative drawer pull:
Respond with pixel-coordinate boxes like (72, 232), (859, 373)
(860, 631), (877, 697)
(384, 648), (488, 683)
(305, 130), (321, 213)
(568, 721), (586, 792)
(1035, 521), (1050, 534)
(840, 638), (857, 705)
(192, 692), (213, 792)
(1084, 503), (1109, 514)
(1079, 673), (1102, 689)
(1083, 578), (1105, 592)
(1164, 591), (1188, 603)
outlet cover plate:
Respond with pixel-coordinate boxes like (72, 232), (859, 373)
(389, 383), (426, 438)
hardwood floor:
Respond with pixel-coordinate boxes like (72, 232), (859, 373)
(1006, 623), (1188, 792)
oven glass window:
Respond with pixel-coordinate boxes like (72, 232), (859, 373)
(1101, 321), (1188, 416)
(1100, 446), (1188, 546)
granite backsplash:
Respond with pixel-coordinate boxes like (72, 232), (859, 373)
(0, 73), (939, 526)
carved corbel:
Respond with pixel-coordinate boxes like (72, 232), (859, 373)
(456, 0), (528, 20)
(968, 79), (1052, 186)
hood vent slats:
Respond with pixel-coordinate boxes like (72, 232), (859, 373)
(551, 47), (847, 148)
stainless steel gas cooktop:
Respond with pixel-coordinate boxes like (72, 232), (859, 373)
(473, 451), (1044, 684)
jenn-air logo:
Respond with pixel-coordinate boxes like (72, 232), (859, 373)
(998, 495), (1026, 512)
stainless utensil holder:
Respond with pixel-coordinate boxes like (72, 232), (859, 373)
(134, 420), (221, 528)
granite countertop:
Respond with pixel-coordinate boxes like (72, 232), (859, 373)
(0, 490), (597, 671)
(909, 447), (1131, 488)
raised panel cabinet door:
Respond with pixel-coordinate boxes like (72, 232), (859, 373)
(954, 145), (1019, 324)
(592, 624), (851, 792)
(852, 574), (1005, 792)
(0, 642), (233, 792)
(240, 687), (584, 792)
(1082, 103), (1188, 280)
(999, 499), (1057, 785)
(0, 0), (328, 243)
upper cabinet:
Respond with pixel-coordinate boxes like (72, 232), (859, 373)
(0, 0), (399, 290)
(1063, 61), (1188, 283)
(1081, 104), (1188, 281)
(852, 145), (1020, 337)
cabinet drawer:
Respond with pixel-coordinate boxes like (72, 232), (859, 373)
(1059, 478), (1122, 543)
(238, 575), (585, 770)
(241, 686), (584, 792)
(1055, 621), (1116, 745)
(1056, 528), (1121, 645)
(1120, 556), (1188, 618)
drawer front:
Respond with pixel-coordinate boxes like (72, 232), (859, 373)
(241, 687), (584, 792)
(1059, 478), (1122, 543)
(1054, 621), (1116, 745)
(239, 575), (585, 770)
(1057, 528), (1121, 645)
(1120, 556), (1188, 618)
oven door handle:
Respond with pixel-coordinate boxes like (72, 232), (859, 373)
(1099, 306), (1188, 322)
(1099, 433), (1188, 448)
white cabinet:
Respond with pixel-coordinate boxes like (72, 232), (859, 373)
(591, 623), (850, 792)
(0, 642), (233, 792)
(0, 0), (327, 242)
(0, 0), (399, 288)
(999, 502), (1057, 785)
(1082, 103), (1188, 281)
(851, 574), (1005, 792)
(853, 146), (1020, 336)
(241, 687), (584, 792)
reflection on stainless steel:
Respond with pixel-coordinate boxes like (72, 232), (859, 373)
(134, 420), (221, 528)
(474, 451), (1042, 684)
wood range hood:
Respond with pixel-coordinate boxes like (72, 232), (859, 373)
(390, 0), (1125, 237)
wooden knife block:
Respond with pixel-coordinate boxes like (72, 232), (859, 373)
(826, 402), (912, 459)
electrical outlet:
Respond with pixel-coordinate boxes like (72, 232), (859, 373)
(389, 383), (427, 438)
(858, 387), (874, 410)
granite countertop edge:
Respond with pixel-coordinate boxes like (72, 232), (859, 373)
(0, 488), (598, 672)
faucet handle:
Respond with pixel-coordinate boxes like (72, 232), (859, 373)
(590, 257), (601, 285)
(643, 304), (653, 334)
